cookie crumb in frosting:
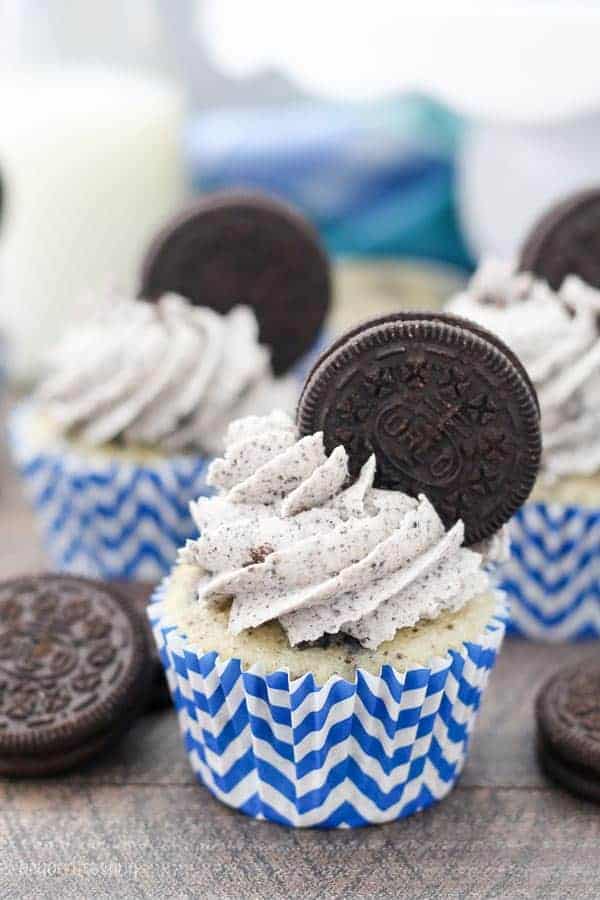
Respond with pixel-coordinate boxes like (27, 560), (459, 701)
(37, 297), (298, 455)
(449, 261), (600, 482)
(185, 411), (492, 650)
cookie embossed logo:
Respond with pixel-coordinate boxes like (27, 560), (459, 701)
(0, 630), (78, 681)
(298, 315), (541, 545)
(331, 352), (514, 511)
(0, 575), (150, 776)
(376, 401), (462, 487)
(0, 580), (128, 730)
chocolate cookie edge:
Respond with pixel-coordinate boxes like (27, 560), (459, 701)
(297, 317), (542, 545)
(0, 574), (152, 769)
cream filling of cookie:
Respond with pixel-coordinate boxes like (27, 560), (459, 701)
(37, 294), (298, 455)
(179, 411), (491, 650)
(448, 260), (600, 481)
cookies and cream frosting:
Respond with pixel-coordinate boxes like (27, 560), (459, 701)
(179, 411), (491, 650)
(448, 260), (600, 481)
(37, 294), (298, 455)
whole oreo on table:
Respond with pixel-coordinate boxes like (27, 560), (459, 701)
(138, 190), (331, 376)
(537, 662), (600, 804)
(519, 187), (600, 290)
(0, 574), (151, 776)
(298, 313), (541, 546)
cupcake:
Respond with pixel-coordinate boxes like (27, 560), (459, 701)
(10, 190), (331, 581)
(448, 193), (600, 641)
(149, 313), (540, 827)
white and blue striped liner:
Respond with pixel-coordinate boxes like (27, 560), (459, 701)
(501, 502), (600, 642)
(8, 402), (214, 581)
(149, 580), (507, 828)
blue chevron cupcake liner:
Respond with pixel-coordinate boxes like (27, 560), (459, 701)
(7, 335), (327, 581)
(501, 502), (600, 642)
(8, 403), (214, 581)
(148, 580), (507, 828)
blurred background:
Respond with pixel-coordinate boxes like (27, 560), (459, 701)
(1, 1), (599, 382)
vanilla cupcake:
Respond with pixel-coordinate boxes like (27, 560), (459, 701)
(449, 258), (600, 640)
(149, 313), (540, 827)
(10, 191), (330, 580)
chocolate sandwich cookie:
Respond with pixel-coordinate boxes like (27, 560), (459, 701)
(0, 574), (151, 776)
(519, 187), (600, 290)
(297, 313), (541, 545)
(300, 310), (540, 417)
(111, 580), (170, 710)
(139, 190), (331, 375)
(537, 662), (600, 803)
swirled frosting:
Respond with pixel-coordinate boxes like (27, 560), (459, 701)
(448, 260), (600, 481)
(179, 411), (491, 650)
(37, 294), (298, 455)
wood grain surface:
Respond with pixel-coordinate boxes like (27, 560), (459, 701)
(1, 396), (599, 900)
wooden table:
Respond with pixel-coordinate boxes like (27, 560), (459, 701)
(1, 399), (599, 900)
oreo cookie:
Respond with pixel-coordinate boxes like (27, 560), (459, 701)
(519, 187), (600, 290)
(537, 662), (600, 804)
(297, 314), (541, 545)
(0, 575), (151, 776)
(300, 310), (540, 416)
(139, 190), (331, 375)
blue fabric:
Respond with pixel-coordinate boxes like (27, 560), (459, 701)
(184, 95), (472, 269)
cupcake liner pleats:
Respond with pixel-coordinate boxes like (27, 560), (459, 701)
(501, 502), (600, 641)
(8, 403), (213, 580)
(149, 581), (507, 828)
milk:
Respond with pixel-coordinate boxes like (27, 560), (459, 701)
(0, 67), (184, 383)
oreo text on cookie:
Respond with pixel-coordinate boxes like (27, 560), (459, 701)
(298, 316), (541, 545)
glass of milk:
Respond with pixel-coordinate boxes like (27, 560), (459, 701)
(0, 67), (184, 384)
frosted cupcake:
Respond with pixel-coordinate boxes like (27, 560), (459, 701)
(449, 258), (600, 639)
(10, 190), (331, 580)
(149, 313), (540, 827)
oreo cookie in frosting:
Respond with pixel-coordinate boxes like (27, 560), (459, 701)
(300, 310), (539, 417)
(519, 187), (600, 290)
(298, 313), (541, 545)
(0, 574), (151, 776)
(139, 190), (331, 375)
(537, 662), (600, 804)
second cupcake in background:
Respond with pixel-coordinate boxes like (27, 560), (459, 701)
(9, 191), (331, 580)
(448, 187), (600, 640)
